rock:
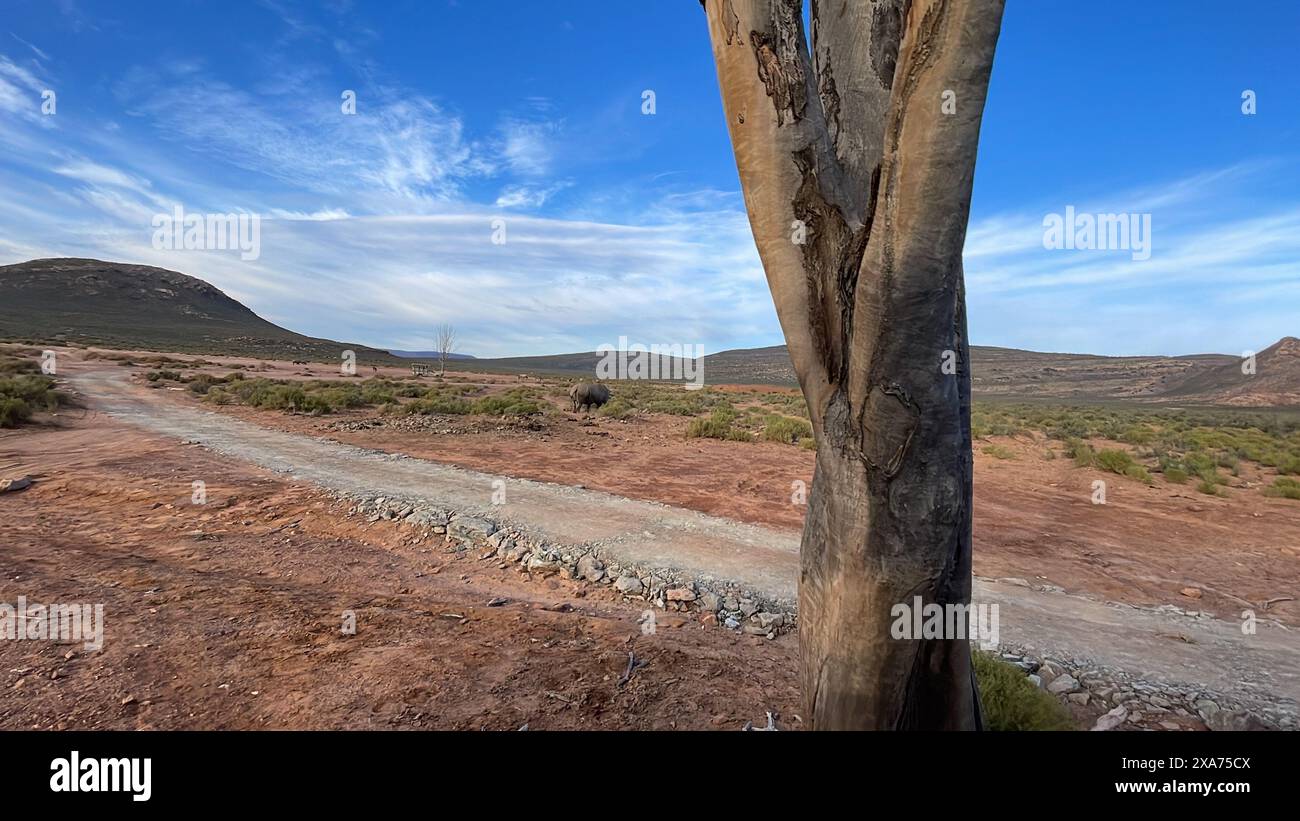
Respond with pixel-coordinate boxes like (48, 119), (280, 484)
(1026, 674), (1042, 689)
(722, 596), (740, 612)
(613, 576), (644, 596)
(1067, 692), (1090, 706)
(1180, 587), (1203, 599)
(410, 508), (451, 527)
(1091, 706), (1127, 731)
(526, 554), (559, 575)
(1159, 721), (1181, 731)
(1046, 674), (1079, 695)
(741, 623), (772, 637)
(1206, 710), (1270, 732)
(1194, 698), (1220, 722)
(739, 599), (758, 618)
(449, 516), (496, 540)
(755, 612), (784, 630)
(665, 587), (696, 602)
(576, 554), (605, 583)
(724, 617), (741, 630)
(0, 476), (34, 494)
(697, 592), (721, 613)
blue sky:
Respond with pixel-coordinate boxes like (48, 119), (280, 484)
(1, 0), (1297, 357)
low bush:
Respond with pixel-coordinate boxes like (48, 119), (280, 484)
(0, 373), (68, 427)
(1094, 448), (1136, 475)
(686, 408), (752, 442)
(973, 652), (1074, 731)
(762, 414), (813, 445)
(982, 444), (1016, 460)
(1263, 477), (1300, 500)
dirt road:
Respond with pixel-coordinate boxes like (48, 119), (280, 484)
(44, 368), (1297, 722)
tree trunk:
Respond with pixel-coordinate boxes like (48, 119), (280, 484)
(703, 0), (1004, 729)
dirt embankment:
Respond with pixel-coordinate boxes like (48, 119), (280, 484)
(0, 418), (800, 730)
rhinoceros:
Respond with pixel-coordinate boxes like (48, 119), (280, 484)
(569, 381), (611, 413)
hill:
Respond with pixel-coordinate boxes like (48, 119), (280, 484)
(454, 342), (1298, 406)
(4, 257), (1294, 405)
(0, 258), (397, 363)
(1161, 336), (1300, 406)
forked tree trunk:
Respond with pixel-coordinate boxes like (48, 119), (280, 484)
(703, 0), (1004, 729)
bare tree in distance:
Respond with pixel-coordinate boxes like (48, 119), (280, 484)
(436, 323), (456, 377)
(703, 0), (1005, 729)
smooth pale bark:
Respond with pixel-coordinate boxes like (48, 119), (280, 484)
(704, 0), (1004, 729)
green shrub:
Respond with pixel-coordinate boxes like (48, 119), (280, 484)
(0, 397), (31, 427)
(1163, 467), (1189, 484)
(266, 385), (306, 410)
(1264, 477), (1300, 500)
(762, 414), (813, 445)
(596, 398), (636, 419)
(1065, 438), (1095, 467)
(973, 652), (1074, 731)
(403, 395), (473, 415)
(206, 387), (232, 406)
(982, 444), (1016, 460)
(1196, 480), (1221, 496)
(1124, 464), (1155, 485)
(686, 408), (752, 442)
(1094, 448), (1136, 475)
(0, 373), (69, 427)
(187, 374), (220, 394)
(313, 386), (365, 410)
(473, 389), (544, 416)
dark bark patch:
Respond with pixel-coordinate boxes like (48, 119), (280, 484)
(870, 0), (906, 90)
(790, 146), (867, 382)
(749, 3), (808, 126)
(860, 383), (918, 477)
(718, 0), (743, 45)
(817, 58), (841, 143)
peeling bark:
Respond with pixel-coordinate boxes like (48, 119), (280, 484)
(705, 0), (1005, 729)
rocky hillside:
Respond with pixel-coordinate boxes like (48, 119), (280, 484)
(0, 258), (396, 363)
(1162, 336), (1300, 406)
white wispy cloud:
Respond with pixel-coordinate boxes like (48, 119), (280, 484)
(1, 21), (1295, 362)
(963, 163), (1300, 354)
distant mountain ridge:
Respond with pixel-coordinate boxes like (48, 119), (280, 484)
(0, 258), (398, 363)
(2, 258), (1295, 406)
(450, 343), (1300, 407)
(388, 350), (476, 360)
